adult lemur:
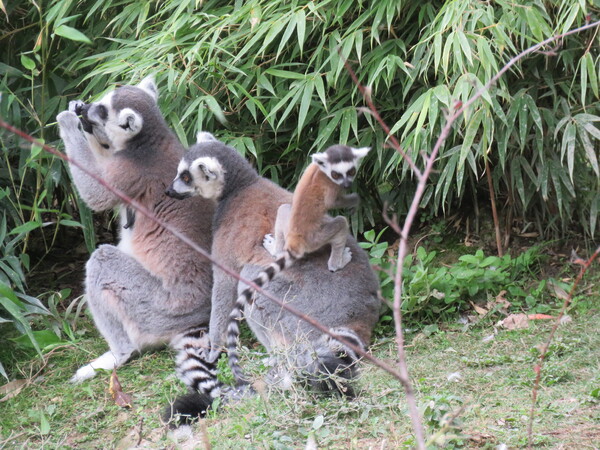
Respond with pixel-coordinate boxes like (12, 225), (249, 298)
(165, 135), (380, 421)
(56, 78), (214, 382)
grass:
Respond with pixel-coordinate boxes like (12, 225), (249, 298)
(1, 302), (599, 449)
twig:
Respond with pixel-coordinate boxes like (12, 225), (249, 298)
(0, 119), (407, 390)
(342, 59), (422, 178)
(136, 417), (144, 446)
(485, 157), (503, 257)
(527, 245), (600, 448)
(344, 19), (600, 450)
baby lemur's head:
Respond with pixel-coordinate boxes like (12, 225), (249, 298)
(311, 145), (370, 188)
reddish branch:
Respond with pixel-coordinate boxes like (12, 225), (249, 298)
(345, 19), (600, 450)
(1, 18), (598, 448)
(0, 118), (406, 389)
(527, 246), (600, 448)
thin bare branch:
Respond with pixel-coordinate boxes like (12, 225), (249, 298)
(341, 57), (422, 178)
(0, 118), (406, 386)
(344, 19), (600, 450)
(527, 246), (600, 448)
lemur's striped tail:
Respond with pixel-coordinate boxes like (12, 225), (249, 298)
(227, 251), (297, 384)
(164, 326), (221, 425)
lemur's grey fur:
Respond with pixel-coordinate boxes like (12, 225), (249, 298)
(56, 78), (214, 382)
(164, 136), (381, 422)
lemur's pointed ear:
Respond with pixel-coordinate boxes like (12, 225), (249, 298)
(118, 108), (143, 134)
(196, 131), (217, 143)
(198, 163), (218, 180)
(311, 152), (328, 166)
(137, 76), (158, 102)
(352, 147), (371, 159)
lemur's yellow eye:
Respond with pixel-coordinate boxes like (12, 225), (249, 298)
(180, 171), (192, 184)
(331, 171), (342, 180)
(347, 168), (356, 177)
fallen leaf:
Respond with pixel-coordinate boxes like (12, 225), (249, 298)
(547, 280), (570, 300)
(518, 232), (539, 238)
(493, 290), (511, 311)
(498, 313), (529, 330)
(470, 301), (488, 316)
(109, 369), (133, 409)
(559, 314), (573, 325)
(0, 379), (26, 402)
(527, 314), (554, 320)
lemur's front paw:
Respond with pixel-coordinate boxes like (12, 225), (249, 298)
(56, 110), (80, 132)
(68, 100), (87, 115)
(262, 233), (277, 256)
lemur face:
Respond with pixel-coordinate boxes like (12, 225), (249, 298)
(312, 145), (371, 189)
(166, 151), (226, 201)
(74, 77), (158, 153)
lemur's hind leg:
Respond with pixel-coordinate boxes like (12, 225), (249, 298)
(263, 203), (291, 256)
(72, 244), (207, 382)
(315, 215), (351, 272)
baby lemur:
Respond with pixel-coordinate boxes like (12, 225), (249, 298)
(164, 136), (380, 422)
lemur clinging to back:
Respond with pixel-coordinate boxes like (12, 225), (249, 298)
(56, 78), (214, 383)
(265, 144), (371, 271)
(164, 135), (380, 423)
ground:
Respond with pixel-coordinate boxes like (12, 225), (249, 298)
(1, 303), (598, 448)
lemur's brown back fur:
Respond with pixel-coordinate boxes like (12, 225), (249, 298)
(285, 163), (342, 257)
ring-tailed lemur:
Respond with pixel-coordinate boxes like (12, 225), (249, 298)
(164, 135), (380, 423)
(56, 78), (215, 383)
(207, 144), (370, 385)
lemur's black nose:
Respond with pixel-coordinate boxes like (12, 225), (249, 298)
(165, 185), (190, 200)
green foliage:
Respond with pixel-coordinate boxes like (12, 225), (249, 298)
(361, 229), (547, 323)
(1, 1), (599, 350)
(4, 0), (598, 238)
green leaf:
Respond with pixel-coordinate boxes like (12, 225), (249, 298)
(0, 284), (42, 356)
(20, 54), (35, 71)
(578, 124), (599, 177)
(40, 411), (50, 435)
(459, 108), (482, 169)
(585, 53), (599, 99)
(54, 25), (92, 44)
(264, 68), (305, 80)
(296, 9), (306, 54)
(203, 95), (227, 125)
(297, 79), (314, 135)
(9, 221), (41, 236)
(457, 31), (472, 66)
(562, 122), (576, 181)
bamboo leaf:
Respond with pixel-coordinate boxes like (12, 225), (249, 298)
(276, 14), (297, 58)
(0, 284), (42, 356)
(54, 25), (92, 44)
(264, 68), (306, 80)
(577, 124), (599, 177)
(314, 74), (327, 110)
(585, 53), (599, 99)
(562, 122), (576, 181)
(297, 79), (314, 135)
(296, 9), (306, 54)
(459, 108), (483, 169)
(591, 194), (599, 237)
(457, 31), (472, 65)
